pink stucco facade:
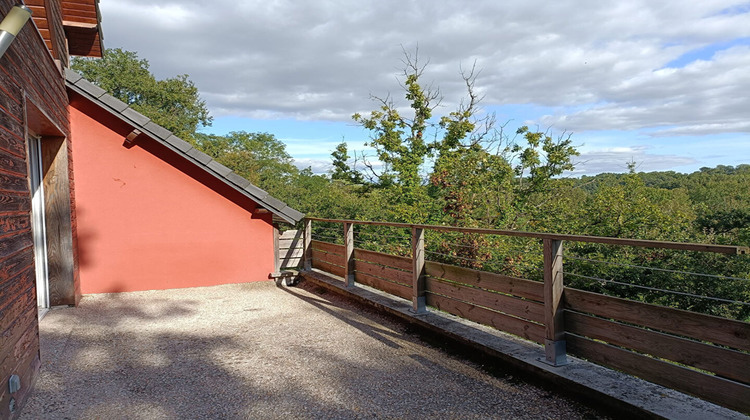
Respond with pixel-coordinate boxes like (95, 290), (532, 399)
(69, 95), (275, 294)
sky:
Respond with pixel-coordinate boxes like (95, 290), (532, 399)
(97, 0), (750, 176)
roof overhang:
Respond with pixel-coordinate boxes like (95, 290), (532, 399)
(62, 0), (103, 57)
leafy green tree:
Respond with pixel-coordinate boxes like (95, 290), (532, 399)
(330, 142), (364, 184)
(352, 50), (438, 192)
(194, 131), (297, 194)
(72, 48), (212, 142)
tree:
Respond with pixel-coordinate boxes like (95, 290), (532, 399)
(194, 131), (297, 194)
(330, 141), (364, 184)
(352, 48), (441, 205)
(71, 48), (212, 143)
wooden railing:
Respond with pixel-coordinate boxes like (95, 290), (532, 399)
(302, 217), (750, 414)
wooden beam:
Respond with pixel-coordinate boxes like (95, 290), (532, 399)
(543, 239), (567, 366)
(123, 129), (141, 147)
(343, 222), (355, 287)
(62, 20), (98, 29)
(411, 227), (426, 313)
(303, 219), (312, 271)
(305, 217), (747, 255)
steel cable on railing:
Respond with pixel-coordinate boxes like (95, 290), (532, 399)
(424, 249), (492, 265)
(567, 256), (750, 283)
(563, 271), (750, 306)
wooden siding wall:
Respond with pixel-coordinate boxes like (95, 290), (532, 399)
(278, 229), (303, 270)
(0, 0), (70, 416)
(27, 0), (69, 64)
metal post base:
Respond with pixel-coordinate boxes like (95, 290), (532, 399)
(541, 339), (569, 366)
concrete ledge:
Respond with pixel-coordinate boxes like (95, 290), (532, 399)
(299, 269), (746, 420)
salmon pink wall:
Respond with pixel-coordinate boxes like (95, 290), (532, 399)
(69, 96), (275, 293)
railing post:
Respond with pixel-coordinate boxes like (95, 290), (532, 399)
(543, 238), (567, 366)
(303, 218), (312, 271)
(272, 223), (281, 277)
(343, 222), (355, 287)
(411, 227), (426, 314)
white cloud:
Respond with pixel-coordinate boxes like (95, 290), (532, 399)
(572, 146), (698, 175)
(292, 158), (331, 174)
(98, 0), (750, 171)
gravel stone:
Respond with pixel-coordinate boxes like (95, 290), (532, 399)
(20, 281), (607, 419)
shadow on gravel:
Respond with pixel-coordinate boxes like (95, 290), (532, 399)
(22, 282), (607, 419)
(278, 284), (406, 350)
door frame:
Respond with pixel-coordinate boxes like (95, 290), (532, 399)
(27, 133), (50, 315)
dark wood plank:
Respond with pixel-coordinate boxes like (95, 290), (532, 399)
(354, 259), (412, 286)
(311, 240), (344, 256)
(0, 279), (34, 334)
(355, 271), (412, 300)
(0, 152), (27, 177)
(566, 311), (750, 384)
(354, 248), (413, 271)
(0, 290), (37, 366)
(566, 334), (750, 414)
(565, 288), (750, 352)
(0, 229), (32, 260)
(0, 214), (30, 236)
(0, 296), (36, 365)
(312, 258), (345, 278)
(425, 261), (543, 302)
(0, 171), (30, 193)
(312, 248), (345, 267)
(0, 192), (30, 212)
(0, 301), (35, 364)
(427, 293), (545, 344)
(426, 276), (545, 323)
(0, 249), (33, 286)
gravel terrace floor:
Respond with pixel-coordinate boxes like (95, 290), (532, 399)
(20, 281), (608, 419)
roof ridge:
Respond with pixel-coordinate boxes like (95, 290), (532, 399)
(64, 69), (304, 224)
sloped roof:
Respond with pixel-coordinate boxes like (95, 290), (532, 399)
(65, 69), (304, 224)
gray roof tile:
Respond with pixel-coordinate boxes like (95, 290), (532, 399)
(99, 94), (129, 113)
(65, 70), (303, 224)
(164, 135), (192, 153)
(206, 160), (232, 177)
(225, 172), (252, 189)
(186, 148), (213, 165)
(263, 195), (286, 211)
(65, 68), (82, 83)
(76, 78), (108, 98)
(283, 207), (305, 222)
(121, 108), (151, 126)
(244, 183), (269, 201)
(143, 121), (173, 140)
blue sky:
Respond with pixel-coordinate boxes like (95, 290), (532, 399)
(100, 0), (750, 176)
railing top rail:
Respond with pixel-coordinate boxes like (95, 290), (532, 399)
(305, 217), (748, 255)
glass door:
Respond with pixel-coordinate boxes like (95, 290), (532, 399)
(28, 135), (50, 314)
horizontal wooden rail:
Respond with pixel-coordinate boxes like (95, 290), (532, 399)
(306, 217), (748, 255)
(426, 293), (545, 344)
(564, 288), (750, 352)
(426, 261), (544, 303)
(566, 334), (750, 414)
